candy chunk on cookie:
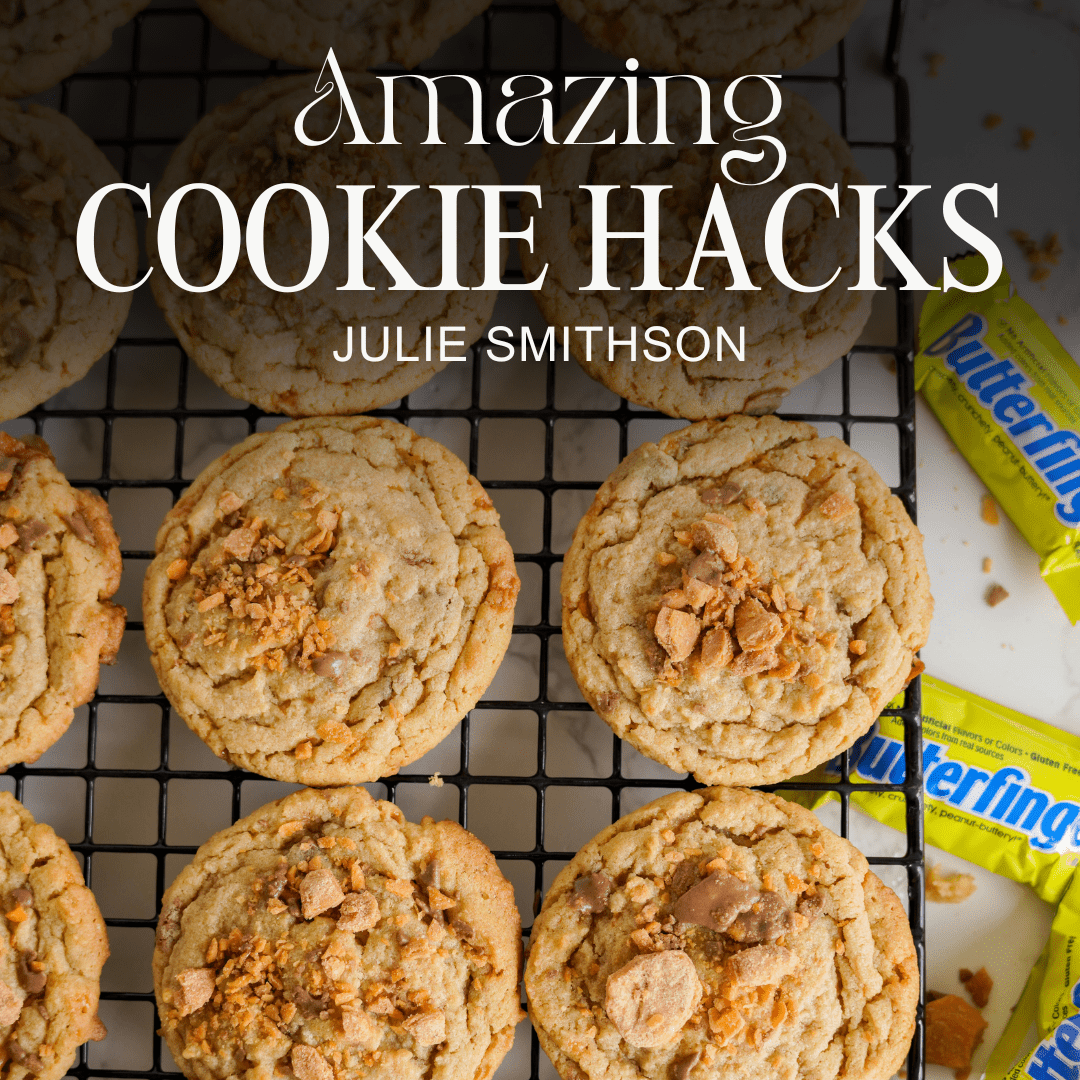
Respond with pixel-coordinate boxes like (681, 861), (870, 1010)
(605, 951), (702, 1048)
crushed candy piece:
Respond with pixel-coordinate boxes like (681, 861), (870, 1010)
(403, 1008), (446, 1045)
(926, 864), (977, 904)
(174, 967), (215, 1017)
(986, 584), (1009, 608)
(726, 944), (798, 987)
(605, 951), (702, 1048)
(959, 966), (993, 1009)
(337, 891), (379, 932)
(299, 868), (344, 919)
(291, 1044), (333, 1080)
(925, 994), (987, 1076)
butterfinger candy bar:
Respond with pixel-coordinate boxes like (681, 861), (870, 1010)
(916, 254), (1080, 621)
(799, 675), (1080, 1080)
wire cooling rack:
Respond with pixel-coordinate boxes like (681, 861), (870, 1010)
(6, 1), (924, 1078)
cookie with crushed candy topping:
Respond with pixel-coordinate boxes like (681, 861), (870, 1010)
(0, 431), (125, 768)
(153, 786), (522, 1080)
(0, 102), (138, 422)
(526, 786), (917, 1080)
(142, 416), (519, 785)
(560, 415), (931, 786)
(0, 791), (109, 1080)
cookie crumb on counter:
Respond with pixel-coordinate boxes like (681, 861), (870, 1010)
(428, 773), (444, 787)
(986, 584), (1009, 607)
(1017, 126), (1036, 149)
(960, 966), (993, 1008)
(925, 994), (988, 1080)
(926, 863), (977, 903)
(1011, 229), (1062, 282)
(980, 494), (999, 525)
(926, 52), (946, 76)
(982, 557), (992, 573)
(982, 113), (1002, 129)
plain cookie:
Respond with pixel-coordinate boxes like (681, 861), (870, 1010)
(560, 416), (931, 785)
(143, 417), (519, 785)
(521, 80), (872, 418)
(557, 0), (866, 76)
(0, 0), (148, 97)
(0, 102), (138, 422)
(153, 786), (522, 1080)
(0, 432), (125, 768)
(525, 787), (917, 1080)
(148, 75), (502, 416)
(196, 0), (490, 70)
(0, 791), (109, 1080)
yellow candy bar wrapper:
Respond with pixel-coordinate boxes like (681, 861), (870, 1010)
(916, 255), (1080, 622)
(797, 675), (1080, 1078)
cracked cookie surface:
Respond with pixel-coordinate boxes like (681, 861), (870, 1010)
(521, 81), (871, 419)
(0, 432), (125, 768)
(148, 75), (502, 417)
(560, 416), (931, 785)
(0, 102), (138, 422)
(556, 0), (865, 76)
(143, 416), (519, 785)
(195, 0), (490, 71)
(0, 791), (109, 1080)
(525, 787), (917, 1080)
(153, 786), (523, 1080)
(0, 0), (148, 96)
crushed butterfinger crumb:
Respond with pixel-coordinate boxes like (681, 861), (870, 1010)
(982, 557), (992, 573)
(926, 864), (977, 903)
(982, 113), (1003, 129)
(980, 494), (999, 525)
(986, 584), (1009, 607)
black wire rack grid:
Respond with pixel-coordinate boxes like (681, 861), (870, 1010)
(6, 1), (924, 1078)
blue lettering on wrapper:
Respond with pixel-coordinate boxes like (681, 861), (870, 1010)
(845, 734), (1080, 854)
(924, 315), (1080, 526)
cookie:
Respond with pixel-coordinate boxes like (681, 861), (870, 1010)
(521, 80), (872, 419)
(0, 102), (138, 422)
(0, 432), (125, 768)
(525, 786), (917, 1080)
(556, 0), (866, 77)
(143, 416), (519, 785)
(148, 75), (502, 417)
(0, 0), (148, 97)
(560, 416), (931, 786)
(0, 791), (110, 1080)
(196, 0), (490, 71)
(153, 786), (523, 1080)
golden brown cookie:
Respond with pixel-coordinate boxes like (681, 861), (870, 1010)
(0, 0), (148, 97)
(195, 0), (490, 70)
(521, 80), (872, 418)
(526, 787), (917, 1080)
(148, 75), (502, 417)
(0, 431), (125, 768)
(556, 0), (866, 76)
(153, 786), (523, 1080)
(560, 416), (931, 785)
(0, 102), (138, 422)
(143, 416), (519, 785)
(0, 791), (110, 1080)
